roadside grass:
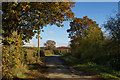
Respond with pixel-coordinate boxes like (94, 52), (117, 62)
(25, 57), (47, 78)
(15, 49), (57, 79)
(13, 57), (47, 79)
(45, 53), (55, 56)
(60, 54), (120, 80)
(12, 63), (29, 78)
(44, 50), (55, 56)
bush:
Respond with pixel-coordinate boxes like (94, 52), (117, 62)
(2, 31), (23, 78)
(40, 50), (45, 57)
(53, 49), (59, 55)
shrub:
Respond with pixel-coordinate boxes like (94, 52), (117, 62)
(2, 31), (23, 78)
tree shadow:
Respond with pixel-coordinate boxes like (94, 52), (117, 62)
(28, 63), (43, 70)
(46, 56), (103, 80)
(2, 62), (49, 80)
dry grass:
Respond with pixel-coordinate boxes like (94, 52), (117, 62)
(23, 57), (47, 79)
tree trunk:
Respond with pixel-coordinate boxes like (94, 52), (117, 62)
(38, 32), (40, 58)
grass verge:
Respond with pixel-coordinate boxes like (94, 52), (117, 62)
(13, 57), (48, 80)
(60, 54), (120, 80)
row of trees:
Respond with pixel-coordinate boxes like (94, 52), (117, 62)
(2, 2), (75, 78)
(67, 14), (120, 70)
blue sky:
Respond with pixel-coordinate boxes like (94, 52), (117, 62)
(24, 2), (118, 47)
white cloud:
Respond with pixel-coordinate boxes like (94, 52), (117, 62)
(23, 38), (45, 47)
(49, 31), (54, 36)
(56, 42), (69, 47)
(23, 39), (69, 47)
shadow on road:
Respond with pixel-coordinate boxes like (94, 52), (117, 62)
(46, 55), (103, 80)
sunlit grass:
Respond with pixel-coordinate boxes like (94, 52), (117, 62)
(44, 50), (55, 56)
(60, 54), (120, 80)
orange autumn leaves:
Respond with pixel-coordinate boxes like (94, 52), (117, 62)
(67, 16), (101, 40)
(67, 16), (103, 56)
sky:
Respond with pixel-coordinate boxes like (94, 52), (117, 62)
(24, 2), (119, 47)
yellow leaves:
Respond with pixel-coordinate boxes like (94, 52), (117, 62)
(28, 15), (30, 17)
(7, 54), (9, 56)
(2, 32), (23, 78)
(22, 4), (30, 11)
(4, 68), (8, 72)
(36, 14), (38, 17)
(13, 3), (18, 7)
(3, 2), (75, 44)
(3, 47), (6, 49)
(5, 50), (7, 52)
(37, 11), (40, 14)
(55, 2), (59, 5)
(12, 56), (15, 58)
(26, 5), (29, 7)
(11, 10), (15, 14)
(38, 35), (40, 38)
(0, 36), (2, 39)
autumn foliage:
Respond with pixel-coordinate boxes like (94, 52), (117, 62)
(67, 15), (120, 70)
(2, 31), (23, 78)
(44, 40), (56, 50)
(2, 2), (75, 42)
(67, 16), (103, 56)
(2, 2), (75, 79)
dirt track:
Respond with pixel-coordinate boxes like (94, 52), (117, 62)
(46, 55), (100, 80)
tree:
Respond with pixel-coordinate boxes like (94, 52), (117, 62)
(103, 14), (120, 43)
(2, 31), (23, 78)
(2, 2), (75, 43)
(67, 16), (104, 61)
(67, 16), (100, 51)
(103, 14), (120, 68)
(2, 2), (75, 59)
(2, 2), (75, 78)
(44, 40), (56, 49)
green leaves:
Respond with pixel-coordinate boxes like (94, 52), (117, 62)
(23, 20), (26, 23)
(67, 16), (104, 62)
(18, 22), (21, 24)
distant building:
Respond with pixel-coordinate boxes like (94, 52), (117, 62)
(118, 1), (120, 14)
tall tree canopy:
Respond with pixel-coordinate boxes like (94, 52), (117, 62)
(67, 16), (104, 60)
(2, 2), (75, 44)
(67, 16), (103, 48)
(67, 16), (102, 39)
